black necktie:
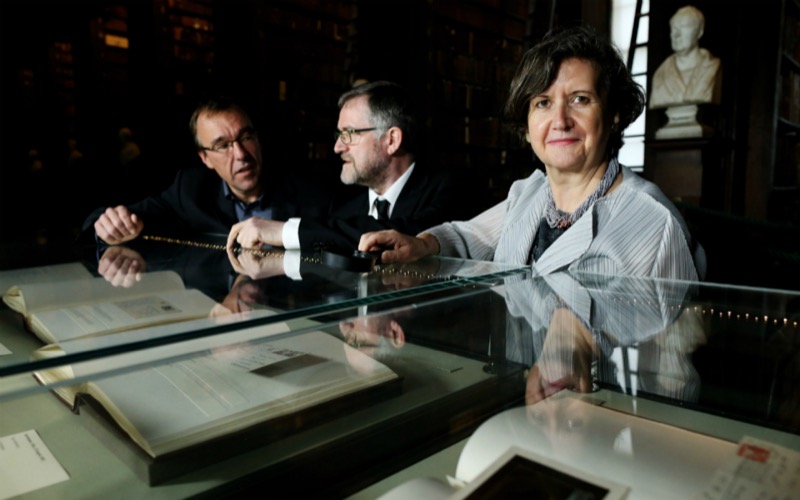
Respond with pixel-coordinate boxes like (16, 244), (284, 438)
(375, 199), (390, 221)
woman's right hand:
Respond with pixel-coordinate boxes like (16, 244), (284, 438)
(358, 230), (439, 264)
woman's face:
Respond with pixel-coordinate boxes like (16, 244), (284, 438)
(527, 58), (612, 174)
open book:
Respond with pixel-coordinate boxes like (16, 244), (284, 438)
(31, 316), (400, 481)
(3, 270), (217, 344)
(0, 261), (93, 294)
(382, 391), (781, 499)
(380, 446), (629, 500)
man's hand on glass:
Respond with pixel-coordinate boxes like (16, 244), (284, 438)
(227, 217), (285, 250)
(94, 205), (144, 245)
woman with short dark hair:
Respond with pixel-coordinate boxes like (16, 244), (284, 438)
(360, 25), (705, 281)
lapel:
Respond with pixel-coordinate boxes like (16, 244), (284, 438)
(391, 167), (425, 216)
(501, 191), (544, 265)
(334, 188), (370, 218)
(213, 178), (238, 225)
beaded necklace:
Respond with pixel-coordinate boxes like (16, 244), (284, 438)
(544, 158), (620, 229)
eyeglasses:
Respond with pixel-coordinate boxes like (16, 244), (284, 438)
(200, 133), (258, 153)
(334, 127), (377, 145)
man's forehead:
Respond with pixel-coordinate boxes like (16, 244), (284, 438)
(670, 15), (700, 28)
(201, 109), (251, 126)
(338, 96), (371, 125)
(198, 110), (252, 136)
(344, 95), (372, 112)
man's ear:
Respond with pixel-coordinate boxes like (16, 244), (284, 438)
(385, 127), (403, 156)
(198, 151), (213, 170)
(388, 320), (406, 348)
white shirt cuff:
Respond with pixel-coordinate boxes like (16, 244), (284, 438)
(282, 250), (303, 281)
(282, 218), (302, 250)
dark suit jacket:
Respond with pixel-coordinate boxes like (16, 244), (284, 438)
(82, 164), (477, 252)
(297, 167), (476, 251)
(81, 166), (330, 239)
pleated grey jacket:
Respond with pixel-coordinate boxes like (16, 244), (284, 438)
(427, 161), (705, 281)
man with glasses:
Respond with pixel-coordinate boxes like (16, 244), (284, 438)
(228, 80), (471, 253)
(84, 97), (325, 245)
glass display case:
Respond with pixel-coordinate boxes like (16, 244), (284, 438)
(2, 237), (799, 498)
(367, 272), (800, 499)
(0, 237), (529, 498)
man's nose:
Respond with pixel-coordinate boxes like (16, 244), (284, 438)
(232, 140), (250, 159)
(334, 137), (347, 153)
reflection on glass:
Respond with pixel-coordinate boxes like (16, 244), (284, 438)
(503, 273), (703, 406)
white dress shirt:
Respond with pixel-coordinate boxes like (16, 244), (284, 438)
(280, 164), (416, 278)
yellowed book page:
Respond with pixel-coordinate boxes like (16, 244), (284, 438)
(3, 270), (185, 315)
(27, 289), (217, 343)
(0, 262), (92, 295)
(43, 319), (396, 457)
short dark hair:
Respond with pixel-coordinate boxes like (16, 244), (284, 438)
(504, 25), (645, 157)
(338, 81), (417, 156)
(189, 97), (252, 150)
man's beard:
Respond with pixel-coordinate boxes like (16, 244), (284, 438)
(341, 150), (389, 189)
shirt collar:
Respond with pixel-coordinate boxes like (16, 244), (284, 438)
(368, 162), (415, 213)
(222, 181), (267, 207)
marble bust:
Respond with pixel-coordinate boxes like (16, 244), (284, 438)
(649, 5), (721, 109)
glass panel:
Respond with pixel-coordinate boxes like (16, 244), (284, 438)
(2, 269), (529, 496)
(494, 272), (800, 438)
(619, 135), (644, 167)
(612, 1), (650, 47)
(611, 0), (637, 51)
(0, 235), (529, 390)
(637, 15), (649, 44)
(627, 106), (646, 135)
(631, 46), (649, 75)
(3, 268), (799, 497)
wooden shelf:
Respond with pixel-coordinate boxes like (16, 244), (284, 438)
(783, 53), (800, 73)
(778, 117), (800, 132)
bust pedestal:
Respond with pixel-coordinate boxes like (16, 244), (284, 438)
(643, 136), (730, 212)
(654, 104), (713, 139)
